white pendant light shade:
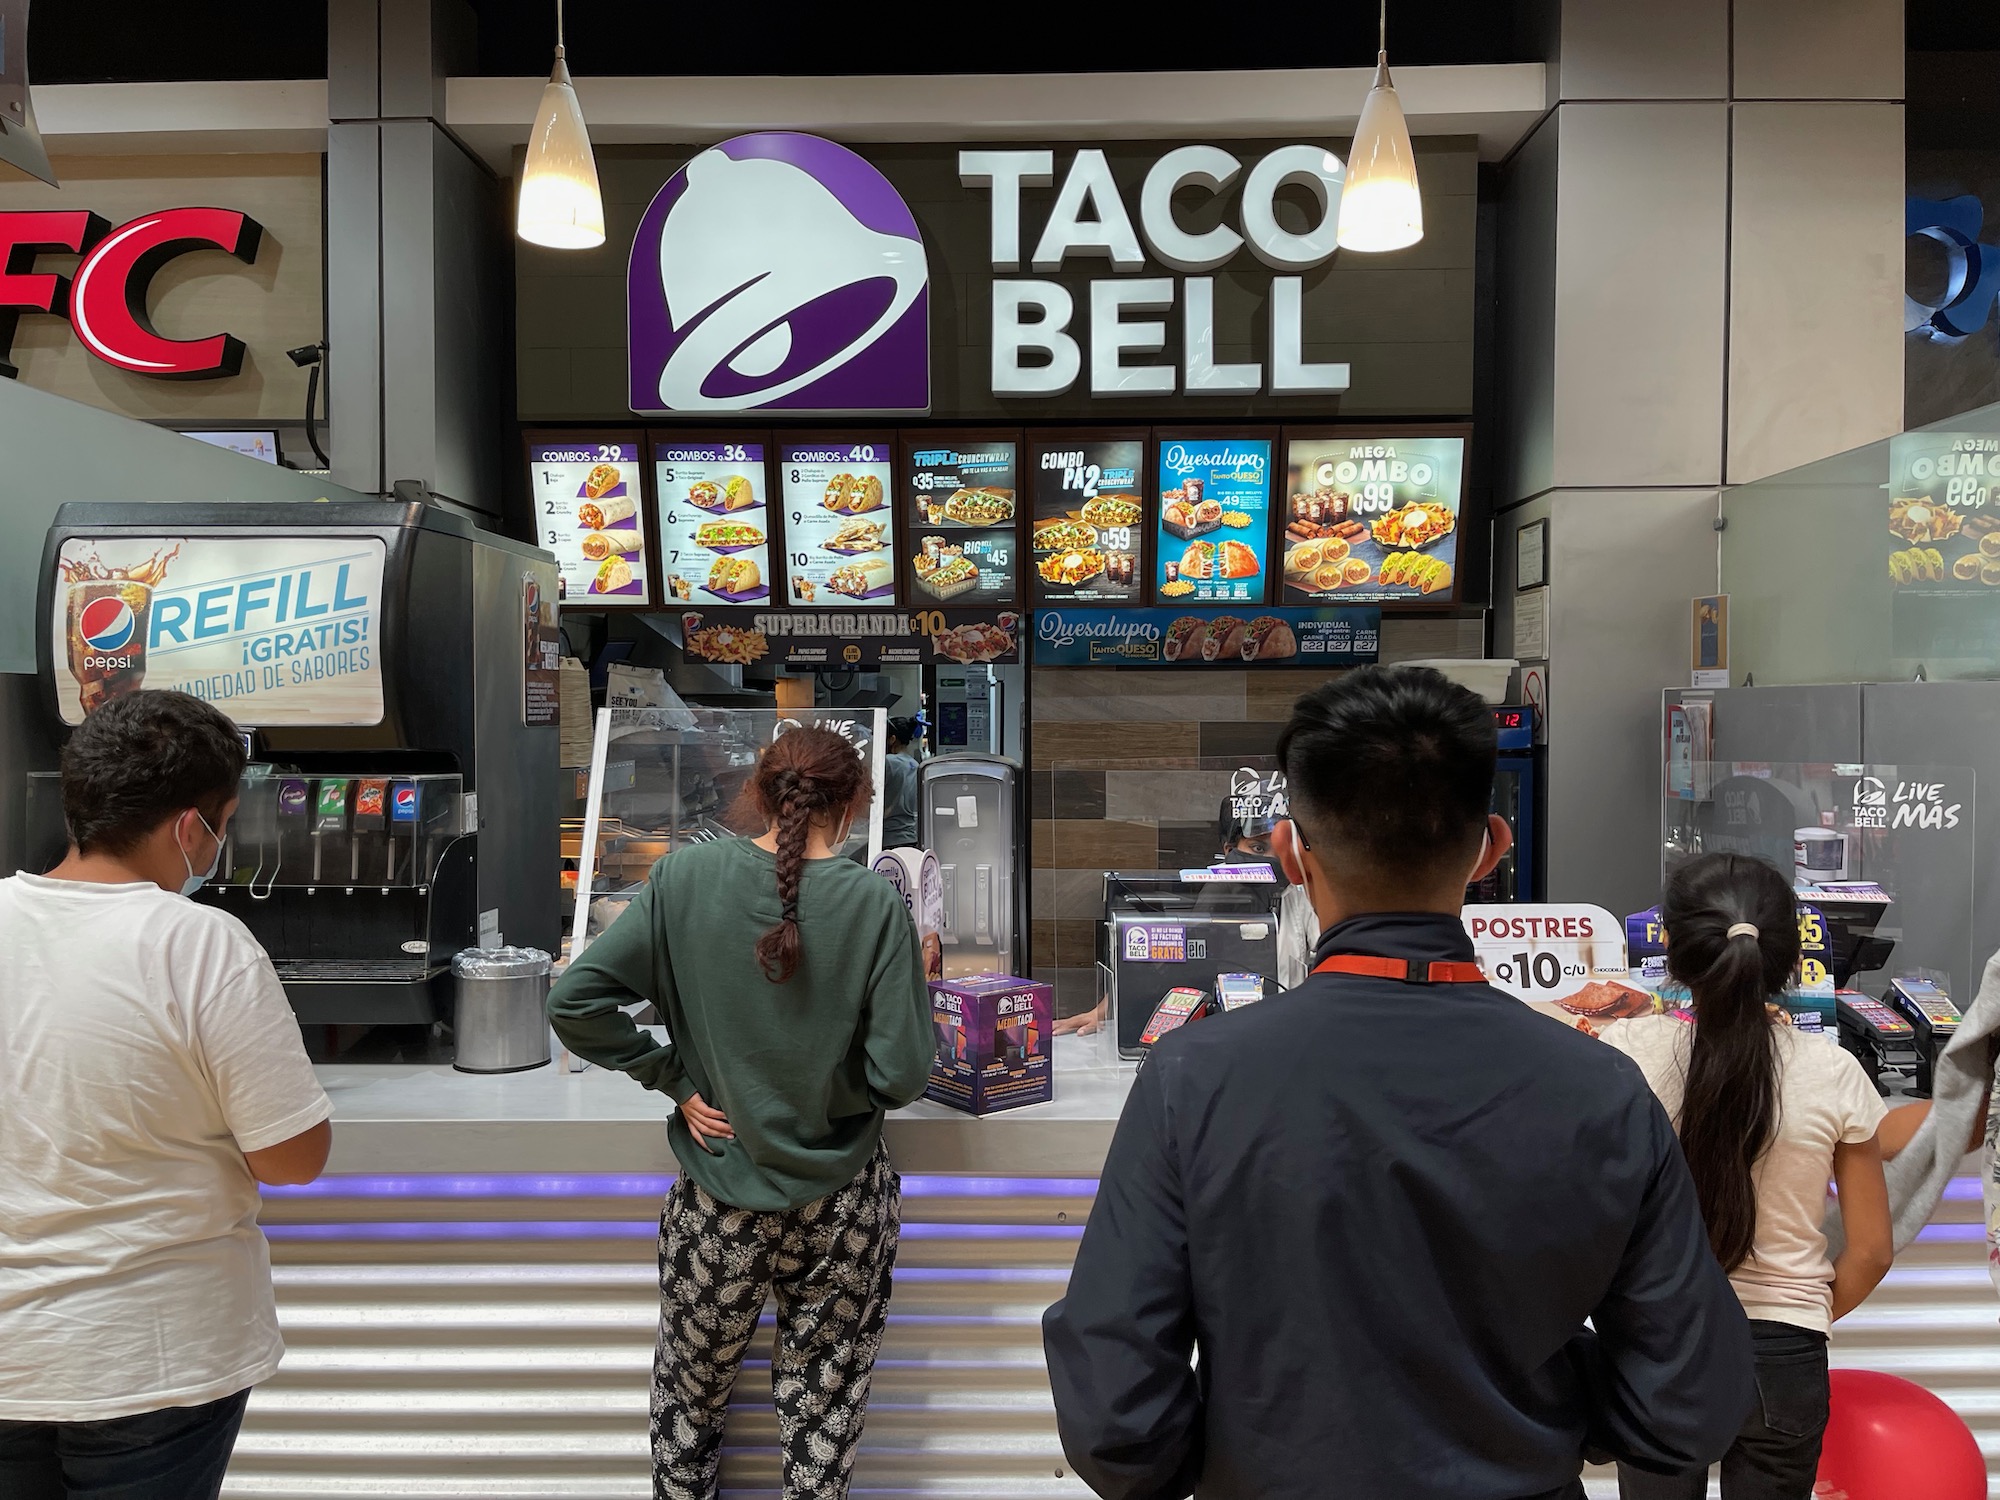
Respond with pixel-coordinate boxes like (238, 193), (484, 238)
(1337, 52), (1424, 253)
(517, 51), (605, 250)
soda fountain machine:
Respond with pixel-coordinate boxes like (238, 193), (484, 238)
(34, 500), (559, 1047)
(920, 753), (1024, 978)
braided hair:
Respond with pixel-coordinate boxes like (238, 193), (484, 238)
(747, 725), (870, 982)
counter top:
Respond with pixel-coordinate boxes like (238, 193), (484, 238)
(318, 1031), (1133, 1176)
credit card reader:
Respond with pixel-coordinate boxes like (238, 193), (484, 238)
(1836, 990), (1917, 1096)
(1887, 977), (1961, 1099)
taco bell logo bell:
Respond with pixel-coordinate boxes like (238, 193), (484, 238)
(628, 132), (930, 415)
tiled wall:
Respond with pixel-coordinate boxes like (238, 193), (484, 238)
(1027, 616), (1486, 1013)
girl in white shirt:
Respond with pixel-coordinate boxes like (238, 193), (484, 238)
(1604, 853), (1893, 1500)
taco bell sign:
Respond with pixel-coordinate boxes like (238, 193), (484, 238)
(628, 132), (930, 415)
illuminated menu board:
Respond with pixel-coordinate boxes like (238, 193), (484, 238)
(779, 440), (898, 606)
(1029, 436), (1145, 605)
(904, 438), (1019, 605)
(653, 439), (771, 606)
(1281, 433), (1465, 605)
(1154, 436), (1273, 605)
(527, 437), (651, 606)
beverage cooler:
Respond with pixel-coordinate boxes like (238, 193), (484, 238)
(920, 753), (1024, 978)
(1470, 705), (1543, 903)
(33, 501), (560, 1033)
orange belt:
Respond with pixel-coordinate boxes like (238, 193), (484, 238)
(1313, 953), (1489, 985)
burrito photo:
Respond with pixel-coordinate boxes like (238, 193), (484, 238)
(581, 530), (645, 562)
(578, 496), (638, 530)
(826, 553), (894, 597)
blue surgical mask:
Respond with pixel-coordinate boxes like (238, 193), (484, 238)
(180, 810), (223, 897)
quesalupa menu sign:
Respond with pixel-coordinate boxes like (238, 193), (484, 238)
(1282, 433), (1466, 605)
(903, 436), (1019, 605)
(779, 439), (899, 606)
(52, 535), (387, 725)
(1155, 435), (1274, 605)
(653, 438), (771, 605)
(1032, 605), (1378, 667)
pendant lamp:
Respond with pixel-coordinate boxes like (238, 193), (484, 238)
(1336, 0), (1424, 253)
(516, 0), (605, 250)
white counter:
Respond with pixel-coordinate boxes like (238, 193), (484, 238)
(317, 1031), (1133, 1176)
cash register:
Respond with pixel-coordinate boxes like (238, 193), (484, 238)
(1101, 870), (1282, 1060)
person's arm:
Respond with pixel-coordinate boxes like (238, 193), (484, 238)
(1042, 1059), (1202, 1500)
(862, 903), (935, 1109)
(1878, 1093), (1991, 1160)
(244, 1119), (332, 1186)
(545, 878), (692, 1101)
(1578, 1099), (1756, 1475)
(1830, 1132), (1894, 1321)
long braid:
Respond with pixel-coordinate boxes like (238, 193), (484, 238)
(747, 728), (869, 983)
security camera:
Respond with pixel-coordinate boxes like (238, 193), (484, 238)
(286, 344), (324, 368)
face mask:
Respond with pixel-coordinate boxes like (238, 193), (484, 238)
(180, 810), (223, 897)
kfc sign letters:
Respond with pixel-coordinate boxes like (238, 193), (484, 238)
(0, 206), (265, 379)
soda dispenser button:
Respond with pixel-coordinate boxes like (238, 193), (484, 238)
(956, 795), (980, 829)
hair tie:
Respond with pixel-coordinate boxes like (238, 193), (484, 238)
(1726, 922), (1759, 941)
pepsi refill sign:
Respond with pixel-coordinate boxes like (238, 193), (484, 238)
(52, 536), (386, 727)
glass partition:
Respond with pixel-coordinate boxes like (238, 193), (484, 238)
(567, 706), (886, 964)
(1721, 399), (2000, 683)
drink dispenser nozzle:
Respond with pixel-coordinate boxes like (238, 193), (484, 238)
(387, 781), (419, 883)
(265, 778), (310, 899)
(313, 780), (350, 884)
(353, 779), (387, 883)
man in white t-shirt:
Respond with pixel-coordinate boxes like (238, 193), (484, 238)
(0, 690), (332, 1499)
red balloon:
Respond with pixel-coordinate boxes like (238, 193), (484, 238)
(1818, 1369), (1986, 1500)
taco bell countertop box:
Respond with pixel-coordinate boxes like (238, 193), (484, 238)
(926, 974), (1053, 1116)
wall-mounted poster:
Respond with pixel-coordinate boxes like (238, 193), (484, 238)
(1155, 434), (1274, 605)
(526, 435), (652, 606)
(1032, 605), (1379, 668)
(1030, 432), (1146, 606)
(1887, 431), (2000, 659)
(903, 435), (1019, 605)
(652, 437), (771, 606)
(778, 438), (899, 607)
(1281, 431), (1466, 605)
(680, 607), (1020, 667)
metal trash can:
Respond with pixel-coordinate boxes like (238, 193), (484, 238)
(451, 947), (553, 1074)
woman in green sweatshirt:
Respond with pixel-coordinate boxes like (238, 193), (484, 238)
(547, 724), (933, 1500)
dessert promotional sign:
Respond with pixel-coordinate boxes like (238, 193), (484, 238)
(528, 439), (652, 605)
(680, 607), (1019, 668)
(1030, 437), (1146, 605)
(1282, 434), (1465, 604)
(905, 439), (1018, 604)
(1887, 431), (2000, 659)
(1032, 605), (1378, 667)
(1155, 438), (1273, 604)
(653, 439), (771, 606)
(779, 440), (899, 606)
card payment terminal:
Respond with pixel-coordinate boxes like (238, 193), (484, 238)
(1886, 977), (1962, 1099)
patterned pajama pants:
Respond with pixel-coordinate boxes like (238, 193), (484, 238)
(650, 1142), (901, 1500)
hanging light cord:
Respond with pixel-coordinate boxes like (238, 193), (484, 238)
(555, 0), (566, 58)
(1379, 0), (1386, 54)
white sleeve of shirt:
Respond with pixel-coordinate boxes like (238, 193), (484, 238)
(1830, 1044), (1890, 1145)
(197, 952), (333, 1154)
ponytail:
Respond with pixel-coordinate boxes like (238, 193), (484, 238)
(1661, 853), (1800, 1272)
(744, 726), (868, 983)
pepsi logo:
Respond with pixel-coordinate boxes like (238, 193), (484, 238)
(629, 133), (929, 415)
(393, 786), (417, 814)
(79, 596), (137, 653)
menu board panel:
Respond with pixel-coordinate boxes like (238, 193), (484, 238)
(652, 438), (771, 606)
(1281, 432), (1466, 605)
(1155, 436), (1274, 605)
(904, 438), (1019, 605)
(1032, 605), (1380, 668)
(526, 436), (651, 606)
(681, 606), (1020, 668)
(779, 440), (898, 607)
(1029, 435), (1146, 605)
(1887, 430), (2000, 659)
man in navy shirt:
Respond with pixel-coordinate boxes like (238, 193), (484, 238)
(1043, 667), (1752, 1500)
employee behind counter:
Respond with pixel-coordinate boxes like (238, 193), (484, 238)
(1056, 775), (1314, 1037)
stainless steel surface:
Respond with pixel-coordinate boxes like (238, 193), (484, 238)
(452, 970), (553, 1075)
(922, 756), (1023, 981)
(230, 1173), (2000, 1498)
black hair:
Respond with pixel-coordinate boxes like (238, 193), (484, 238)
(1661, 853), (1799, 1273)
(887, 715), (918, 748)
(61, 690), (247, 856)
(1274, 666), (1496, 892)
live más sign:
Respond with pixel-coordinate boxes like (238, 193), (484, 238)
(0, 207), (264, 380)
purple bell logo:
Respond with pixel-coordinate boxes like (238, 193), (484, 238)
(628, 133), (930, 414)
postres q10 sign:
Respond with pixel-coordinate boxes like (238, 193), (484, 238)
(52, 536), (386, 726)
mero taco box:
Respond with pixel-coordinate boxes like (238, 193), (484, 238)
(926, 974), (1053, 1115)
